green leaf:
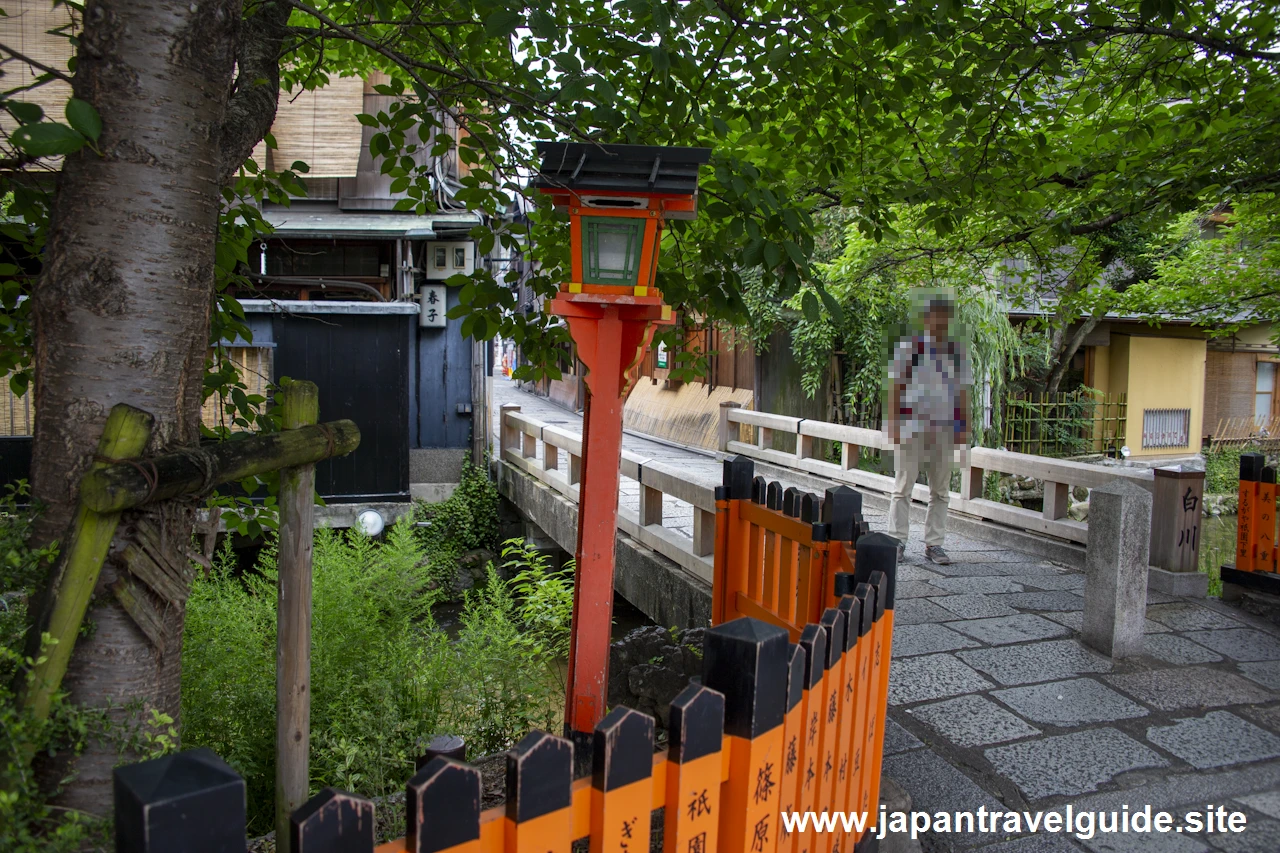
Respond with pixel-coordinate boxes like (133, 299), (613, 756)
(11, 122), (85, 157)
(8, 101), (43, 124)
(485, 9), (522, 39)
(65, 99), (102, 142)
(801, 290), (821, 323)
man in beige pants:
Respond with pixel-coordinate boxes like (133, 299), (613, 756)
(886, 294), (972, 564)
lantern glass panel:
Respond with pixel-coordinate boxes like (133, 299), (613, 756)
(583, 217), (643, 286)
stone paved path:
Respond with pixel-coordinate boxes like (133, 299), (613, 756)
(494, 380), (1280, 852)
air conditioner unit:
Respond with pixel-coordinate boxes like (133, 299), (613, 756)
(424, 241), (475, 280)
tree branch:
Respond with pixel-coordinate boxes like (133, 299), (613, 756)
(217, 0), (294, 185)
(0, 41), (73, 83)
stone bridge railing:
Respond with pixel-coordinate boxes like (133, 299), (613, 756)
(498, 402), (1182, 583)
(718, 403), (1157, 547)
(500, 403), (718, 582)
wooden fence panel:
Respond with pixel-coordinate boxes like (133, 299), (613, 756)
(506, 730), (574, 853)
(665, 684), (725, 853)
(405, 758), (482, 853)
(816, 608), (847, 853)
(590, 707), (655, 853)
(792, 622), (826, 853)
(703, 617), (789, 853)
(778, 643), (807, 852)
(292, 788), (376, 853)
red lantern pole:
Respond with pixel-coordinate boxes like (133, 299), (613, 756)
(550, 292), (669, 752)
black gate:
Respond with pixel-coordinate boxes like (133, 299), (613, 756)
(272, 311), (411, 503)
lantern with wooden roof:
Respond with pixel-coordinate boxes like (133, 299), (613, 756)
(532, 142), (711, 757)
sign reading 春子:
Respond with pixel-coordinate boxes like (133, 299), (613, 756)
(419, 286), (446, 328)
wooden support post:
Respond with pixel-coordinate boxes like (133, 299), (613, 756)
(718, 401), (741, 452)
(277, 381), (319, 851)
(506, 731), (574, 853)
(693, 507), (716, 558)
(960, 464), (985, 501)
(640, 484), (664, 527)
(415, 734), (466, 770)
(406, 757), (483, 853)
(590, 707), (654, 852)
(844, 585), (874, 849)
(291, 788), (375, 853)
(501, 404), (521, 458)
(665, 685), (725, 853)
(853, 532), (898, 828)
(834, 591), (866, 853)
(1257, 467), (1276, 573)
(1043, 480), (1070, 521)
(114, 748), (246, 853)
(20, 403), (153, 729)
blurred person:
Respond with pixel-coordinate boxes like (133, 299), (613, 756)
(886, 291), (972, 564)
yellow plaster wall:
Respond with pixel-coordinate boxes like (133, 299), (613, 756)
(1120, 335), (1206, 456)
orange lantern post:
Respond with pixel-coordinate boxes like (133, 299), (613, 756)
(533, 142), (711, 757)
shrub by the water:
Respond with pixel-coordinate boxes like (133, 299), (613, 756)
(181, 519), (568, 834)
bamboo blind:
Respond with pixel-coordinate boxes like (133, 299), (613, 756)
(2, 348), (270, 438)
(1204, 350), (1259, 430)
(266, 76), (365, 177)
(0, 1), (76, 137)
(0, 376), (33, 436)
(201, 347), (273, 432)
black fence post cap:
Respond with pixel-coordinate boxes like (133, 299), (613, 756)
(113, 747), (245, 853)
(291, 788), (375, 853)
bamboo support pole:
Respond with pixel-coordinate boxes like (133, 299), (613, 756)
(79, 419), (360, 513)
(276, 381), (319, 852)
(19, 404), (154, 727)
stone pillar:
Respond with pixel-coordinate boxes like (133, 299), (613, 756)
(1083, 479), (1153, 658)
(1148, 465), (1208, 597)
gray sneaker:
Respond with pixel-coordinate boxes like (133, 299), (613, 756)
(925, 545), (952, 565)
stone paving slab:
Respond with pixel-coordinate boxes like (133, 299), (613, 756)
(883, 748), (1003, 846)
(909, 694), (1042, 747)
(933, 576), (1030, 594)
(952, 614), (1075, 646)
(984, 728), (1168, 800)
(1147, 711), (1280, 770)
(1106, 668), (1277, 711)
(1205, 817), (1280, 853)
(897, 564), (947, 583)
(1235, 789), (1280, 820)
(992, 678), (1149, 727)
(894, 623), (984, 657)
(994, 591), (1088, 612)
(1080, 830), (1209, 853)
(958, 640), (1113, 687)
(1146, 602), (1247, 632)
(1238, 661), (1280, 691)
(884, 717), (924, 755)
(895, 597), (960, 626)
(1019, 573), (1087, 591)
(1182, 629), (1280, 662)
(1141, 634), (1224, 666)
(1043, 611), (1171, 635)
(896, 580), (951, 599)
(935, 594), (1022, 620)
(974, 836), (1088, 853)
(922, 560), (1064, 578)
(889, 653), (994, 705)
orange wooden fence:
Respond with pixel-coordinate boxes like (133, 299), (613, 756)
(1227, 452), (1278, 577)
(113, 457), (899, 853)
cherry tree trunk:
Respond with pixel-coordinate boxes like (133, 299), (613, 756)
(27, 0), (240, 816)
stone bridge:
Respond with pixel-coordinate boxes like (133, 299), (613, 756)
(492, 377), (1280, 852)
